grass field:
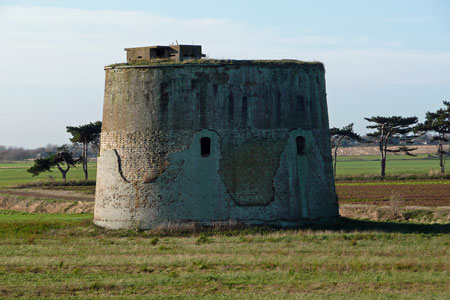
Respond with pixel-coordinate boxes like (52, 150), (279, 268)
(0, 157), (449, 299)
(0, 162), (97, 188)
(335, 154), (449, 177)
(0, 210), (449, 299)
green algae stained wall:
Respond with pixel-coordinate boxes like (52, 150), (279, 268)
(95, 61), (338, 229)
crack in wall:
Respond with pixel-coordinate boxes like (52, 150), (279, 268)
(114, 149), (129, 183)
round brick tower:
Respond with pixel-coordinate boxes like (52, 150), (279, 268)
(94, 60), (338, 229)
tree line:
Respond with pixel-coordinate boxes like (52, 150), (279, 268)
(331, 101), (450, 177)
(0, 144), (98, 162)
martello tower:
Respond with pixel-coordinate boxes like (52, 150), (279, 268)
(94, 45), (338, 229)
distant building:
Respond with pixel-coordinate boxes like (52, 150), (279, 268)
(124, 45), (205, 62)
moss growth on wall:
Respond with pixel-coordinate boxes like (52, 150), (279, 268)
(106, 59), (324, 69)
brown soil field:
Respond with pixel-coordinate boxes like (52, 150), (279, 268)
(336, 145), (450, 156)
(336, 182), (450, 206)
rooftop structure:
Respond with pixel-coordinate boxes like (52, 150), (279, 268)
(124, 45), (205, 63)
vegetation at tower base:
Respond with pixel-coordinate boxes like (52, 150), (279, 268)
(95, 59), (338, 230)
(66, 121), (102, 180)
(330, 123), (362, 177)
(27, 145), (77, 182)
(414, 101), (450, 174)
(365, 116), (418, 178)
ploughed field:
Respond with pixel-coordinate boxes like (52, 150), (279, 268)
(336, 145), (450, 156)
(337, 180), (450, 207)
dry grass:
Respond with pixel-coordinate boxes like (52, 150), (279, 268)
(389, 192), (402, 218)
(0, 212), (449, 299)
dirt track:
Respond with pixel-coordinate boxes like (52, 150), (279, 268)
(0, 188), (94, 202)
(0, 188), (94, 213)
(0, 197), (94, 214)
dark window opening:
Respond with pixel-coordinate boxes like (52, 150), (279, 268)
(156, 48), (165, 57)
(296, 136), (306, 154)
(137, 56), (143, 59)
(201, 137), (211, 157)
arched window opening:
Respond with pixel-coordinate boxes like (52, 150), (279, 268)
(201, 137), (211, 157)
(296, 136), (306, 154)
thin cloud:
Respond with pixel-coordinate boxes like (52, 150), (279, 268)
(0, 5), (449, 147)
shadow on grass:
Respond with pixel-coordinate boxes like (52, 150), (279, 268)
(94, 217), (450, 237)
(1, 210), (448, 237)
(301, 217), (450, 234)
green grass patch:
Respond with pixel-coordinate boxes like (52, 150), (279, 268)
(0, 210), (92, 238)
(0, 162), (97, 188)
(336, 154), (434, 162)
(335, 154), (449, 177)
(0, 212), (448, 299)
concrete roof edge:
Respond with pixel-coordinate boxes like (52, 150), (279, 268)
(106, 59), (324, 69)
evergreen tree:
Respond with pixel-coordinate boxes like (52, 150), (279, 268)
(365, 116), (418, 177)
(27, 145), (77, 182)
(330, 123), (361, 176)
(66, 121), (102, 180)
(415, 101), (450, 173)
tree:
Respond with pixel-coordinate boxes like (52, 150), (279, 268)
(365, 116), (418, 177)
(66, 121), (102, 180)
(27, 145), (77, 182)
(414, 101), (450, 174)
(330, 123), (362, 176)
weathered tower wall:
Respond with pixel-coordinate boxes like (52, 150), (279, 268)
(94, 61), (338, 229)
